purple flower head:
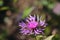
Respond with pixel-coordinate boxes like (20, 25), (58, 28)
(26, 15), (38, 29)
(19, 15), (47, 35)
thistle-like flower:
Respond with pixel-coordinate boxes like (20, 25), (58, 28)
(19, 14), (47, 35)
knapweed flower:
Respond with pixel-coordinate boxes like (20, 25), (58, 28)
(19, 15), (47, 35)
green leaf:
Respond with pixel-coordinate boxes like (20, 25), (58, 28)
(48, 3), (55, 9)
(52, 34), (60, 40)
(45, 26), (51, 36)
(0, 7), (9, 10)
(41, 0), (48, 6)
(22, 7), (35, 19)
(0, 33), (6, 40)
(0, 1), (3, 6)
(36, 35), (43, 40)
(44, 35), (55, 40)
(13, 0), (17, 3)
